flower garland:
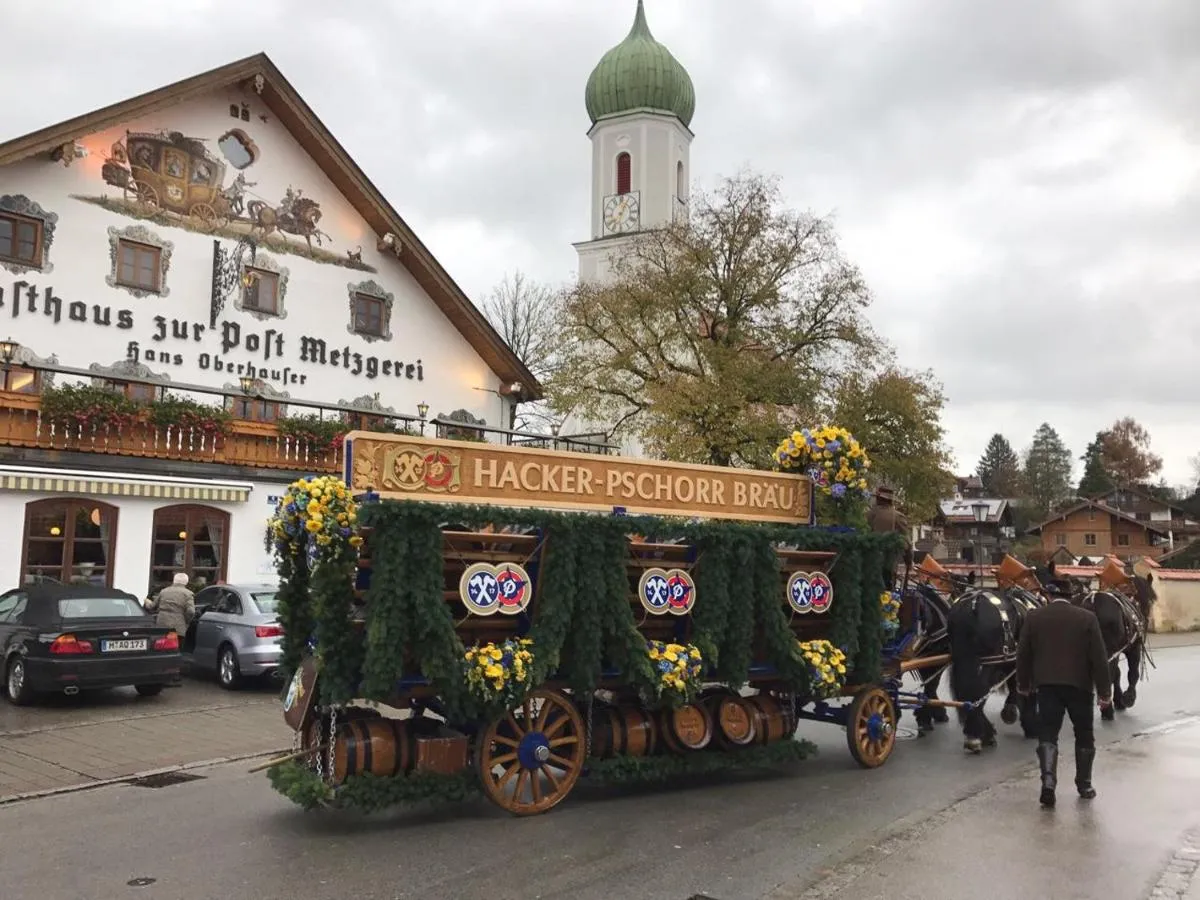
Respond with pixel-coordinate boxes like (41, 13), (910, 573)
(270, 475), (363, 558)
(797, 639), (848, 698)
(647, 640), (704, 705)
(880, 590), (901, 640)
(463, 638), (535, 710)
(774, 425), (871, 500)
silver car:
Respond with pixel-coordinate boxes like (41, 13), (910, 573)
(184, 584), (283, 689)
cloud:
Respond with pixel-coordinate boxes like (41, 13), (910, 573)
(2, 0), (1197, 484)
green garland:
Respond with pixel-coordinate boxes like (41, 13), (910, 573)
(267, 740), (817, 812)
(582, 739), (817, 785)
(267, 761), (479, 812)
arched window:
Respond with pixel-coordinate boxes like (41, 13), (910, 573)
(22, 498), (118, 587)
(616, 152), (632, 195)
(149, 505), (230, 594)
(676, 161), (686, 199)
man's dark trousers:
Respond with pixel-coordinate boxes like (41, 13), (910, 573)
(1036, 683), (1096, 803)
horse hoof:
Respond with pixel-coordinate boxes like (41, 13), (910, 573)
(1101, 707), (1115, 722)
(932, 709), (949, 724)
(1000, 705), (1018, 725)
(964, 739), (982, 754)
(1039, 788), (1056, 808)
(1124, 688), (1137, 708)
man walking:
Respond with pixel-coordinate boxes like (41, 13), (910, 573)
(1016, 583), (1113, 807)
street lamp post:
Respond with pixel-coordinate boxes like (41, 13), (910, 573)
(416, 401), (429, 436)
(971, 502), (989, 586)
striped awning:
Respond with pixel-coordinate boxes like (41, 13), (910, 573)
(0, 472), (252, 503)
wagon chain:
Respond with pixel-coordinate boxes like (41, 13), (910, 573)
(325, 706), (339, 787)
(584, 693), (594, 762)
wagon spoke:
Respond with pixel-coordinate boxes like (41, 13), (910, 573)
(522, 698), (533, 728)
(548, 736), (578, 748)
(495, 763), (519, 791)
(491, 734), (520, 749)
(491, 752), (517, 767)
(531, 770), (543, 805)
(505, 712), (524, 737)
(543, 713), (571, 738)
(535, 699), (553, 732)
(548, 752), (573, 768)
(515, 769), (531, 804)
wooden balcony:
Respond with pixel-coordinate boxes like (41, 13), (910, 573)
(0, 391), (342, 474)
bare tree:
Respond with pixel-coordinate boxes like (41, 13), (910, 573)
(480, 271), (564, 431)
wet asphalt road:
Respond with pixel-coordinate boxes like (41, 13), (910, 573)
(2, 644), (1199, 900)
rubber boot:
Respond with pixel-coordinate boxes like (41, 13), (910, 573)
(1075, 747), (1097, 800)
(1036, 742), (1058, 807)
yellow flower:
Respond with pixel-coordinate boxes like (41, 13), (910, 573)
(484, 664), (503, 679)
(306, 500), (320, 515)
(305, 519), (321, 533)
(664, 649), (678, 662)
(489, 647), (502, 660)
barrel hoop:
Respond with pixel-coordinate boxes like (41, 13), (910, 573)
(360, 719), (374, 777)
(613, 708), (627, 757)
(343, 722), (358, 779)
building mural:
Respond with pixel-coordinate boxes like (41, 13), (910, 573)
(71, 128), (375, 273)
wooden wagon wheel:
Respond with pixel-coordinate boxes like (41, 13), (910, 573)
(476, 688), (585, 816)
(846, 686), (896, 769)
(129, 180), (158, 214)
(190, 202), (219, 232)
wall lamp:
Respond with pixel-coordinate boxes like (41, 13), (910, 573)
(417, 401), (430, 435)
(0, 337), (18, 370)
(239, 375), (260, 396)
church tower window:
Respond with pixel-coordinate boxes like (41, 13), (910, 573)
(676, 161), (685, 199)
(616, 152), (632, 195)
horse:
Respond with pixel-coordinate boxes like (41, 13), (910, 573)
(946, 585), (1041, 752)
(246, 196), (331, 256)
(1076, 574), (1153, 720)
(890, 580), (952, 734)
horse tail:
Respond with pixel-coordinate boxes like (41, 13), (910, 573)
(947, 597), (987, 713)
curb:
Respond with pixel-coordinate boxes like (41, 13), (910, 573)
(0, 746), (289, 807)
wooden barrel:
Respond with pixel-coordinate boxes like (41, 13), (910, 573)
(591, 705), (659, 759)
(745, 694), (796, 746)
(704, 691), (757, 749)
(660, 702), (714, 754)
(330, 717), (415, 785)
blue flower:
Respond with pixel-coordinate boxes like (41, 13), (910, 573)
(657, 660), (671, 673)
(831, 483), (847, 498)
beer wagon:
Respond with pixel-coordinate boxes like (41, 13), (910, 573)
(267, 432), (907, 816)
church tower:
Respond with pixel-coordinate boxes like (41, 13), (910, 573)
(574, 0), (696, 285)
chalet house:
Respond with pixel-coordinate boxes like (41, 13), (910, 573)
(1092, 486), (1200, 549)
(1027, 499), (1171, 562)
(916, 496), (1015, 564)
(0, 54), (549, 595)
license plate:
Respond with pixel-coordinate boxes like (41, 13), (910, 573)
(101, 639), (147, 653)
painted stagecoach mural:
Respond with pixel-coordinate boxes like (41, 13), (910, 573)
(71, 127), (375, 273)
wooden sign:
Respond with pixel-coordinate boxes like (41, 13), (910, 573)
(343, 432), (813, 524)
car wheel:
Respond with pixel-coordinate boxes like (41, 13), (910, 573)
(5, 657), (33, 706)
(135, 684), (164, 698)
(218, 645), (241, 690)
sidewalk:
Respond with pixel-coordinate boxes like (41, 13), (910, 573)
(772, 717), (1200, 900)
(0, 699), (289, 801)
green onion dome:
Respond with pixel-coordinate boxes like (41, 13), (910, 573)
(584, 0), (696, 128)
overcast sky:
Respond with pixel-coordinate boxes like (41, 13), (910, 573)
(5, 0), (1199, 488)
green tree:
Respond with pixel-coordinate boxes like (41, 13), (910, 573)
(549, 170), (878, 466)
(1023, 423), (1074, 517)
(1078, 433), (1114, 497)
(976, 434), (1023, 497)
(828, 363), (955, 522)
(1099, 416), (1163, 487)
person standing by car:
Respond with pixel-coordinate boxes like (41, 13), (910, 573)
(146, 573), (195, 637)
(1016, 582), (1113, 808)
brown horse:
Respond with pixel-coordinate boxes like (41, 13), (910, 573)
(246, 197), (331, 255)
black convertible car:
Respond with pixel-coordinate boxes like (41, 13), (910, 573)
(0, 584), (183, 705)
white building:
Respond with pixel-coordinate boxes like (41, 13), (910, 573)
(563, 0), (696, 454)
(0, 54), (537, 595)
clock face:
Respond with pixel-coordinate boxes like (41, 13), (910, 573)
(603, 192), (640, 234)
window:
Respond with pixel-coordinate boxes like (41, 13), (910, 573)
(115, 240), (162, 292)
(21, 499), (118, 587)
(0, 593), (25, 622)
(251, 591), (278, 615)
(676, 160), (685, 198)
(58, 596), (144, 619)
(2, 367), (40, 393)
(242, 268), (279, 314)
(103, 379), (159, 402)
(213, 589), (243, 616)
(352, 293), (386, 338)
(1084, 533), (1097, 546)
(148, 505), (229, 595)
(1054, 533), (1067, 546)
(230, 396), (281, 422)
(0, 212), (42, 266)
(1117, 533), (1130, 546)
(616, 152), (632, 195)
(1087, 509), (1096, 521)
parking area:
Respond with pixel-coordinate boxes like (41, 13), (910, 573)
(0, 673), (290, 801)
